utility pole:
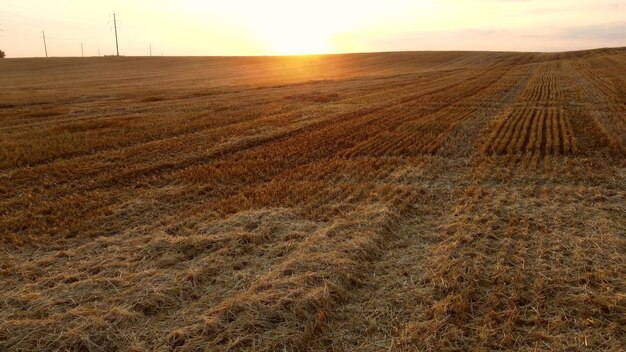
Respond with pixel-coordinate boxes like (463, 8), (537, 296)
(81, 43), (84, 57)
(98, 48), (101, 57)
(149, 43), (152, 57)
(113, 13), (120, 56)
(42, 30), (48, 58)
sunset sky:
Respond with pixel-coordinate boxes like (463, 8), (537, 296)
(1, 0), (625, 57)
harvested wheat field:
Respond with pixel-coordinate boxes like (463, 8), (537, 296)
(1, 48), (625, 351)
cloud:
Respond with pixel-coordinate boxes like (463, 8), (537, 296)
(558, 22), (626, 41)
(502, 1), (626, 16)
(352, 21), (626, 53)
(610, 2), (626, 10)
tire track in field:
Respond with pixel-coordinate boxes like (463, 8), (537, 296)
(566, 60), (626, 154)
(311, 61), (534, 351)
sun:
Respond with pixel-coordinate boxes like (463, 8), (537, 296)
(261, 27), (331, 55)
(254, 12), (336, 56)
(236, 1), (344, 56)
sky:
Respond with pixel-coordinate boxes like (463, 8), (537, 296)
(0, 0), (625, 57)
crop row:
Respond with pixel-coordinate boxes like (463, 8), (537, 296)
(484, 107), (576, 155)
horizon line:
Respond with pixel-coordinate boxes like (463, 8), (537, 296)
(3, 45), (625, 60)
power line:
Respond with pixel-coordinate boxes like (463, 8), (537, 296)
(0, 8), (102, 29)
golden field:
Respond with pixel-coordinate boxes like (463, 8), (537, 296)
(1, 49), (625, 351)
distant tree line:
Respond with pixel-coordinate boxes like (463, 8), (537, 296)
(0, 50), (5, 58)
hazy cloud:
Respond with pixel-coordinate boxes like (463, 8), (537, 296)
(558, 22), (626, 41)
(360, 21), (626, 53)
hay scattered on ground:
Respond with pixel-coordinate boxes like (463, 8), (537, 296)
(1, 48), (625, 351)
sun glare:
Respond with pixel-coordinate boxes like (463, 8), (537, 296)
(261, 27), (331, 55)
(253, 17), (335, 55)
(233, 1), (349, 56)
